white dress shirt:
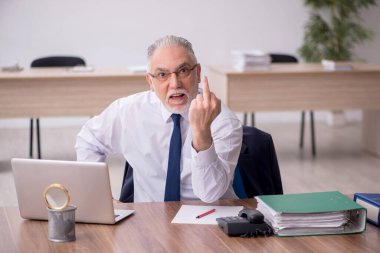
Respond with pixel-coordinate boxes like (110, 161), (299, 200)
(75, 91), (242, 203)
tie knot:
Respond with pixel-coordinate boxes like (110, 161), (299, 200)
(171, 114), (181, 126)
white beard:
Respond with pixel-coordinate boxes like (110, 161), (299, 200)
(164, 88), (195, 114)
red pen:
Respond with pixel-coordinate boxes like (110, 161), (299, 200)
(196, 208), (216, 219)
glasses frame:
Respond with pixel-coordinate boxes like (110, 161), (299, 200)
(148, 63), (198, 82)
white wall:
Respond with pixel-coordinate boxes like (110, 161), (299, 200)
(354, 4), (380, 64)
(0, 0), (310, 67)
(1, 0), (380, 125)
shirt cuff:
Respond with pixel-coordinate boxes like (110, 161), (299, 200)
(191, 142), (218, 169)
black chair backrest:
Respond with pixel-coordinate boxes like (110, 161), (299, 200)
(119, 126), (283, 203)
(31, 56), (85, 67)
(237, 126), (283, 197)
(270, 54), (298, 63)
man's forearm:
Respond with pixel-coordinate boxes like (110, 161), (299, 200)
(190, 142), (237, 203)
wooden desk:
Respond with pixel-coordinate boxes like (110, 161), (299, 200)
(0, 68), (147, 118)
(208, 63), (380, 156)
(1, 199), (379, 253)
(208, 63), (380, 111)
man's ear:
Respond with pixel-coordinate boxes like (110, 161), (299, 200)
(196, 64), (201, 83)
(145, 74), (155, 91)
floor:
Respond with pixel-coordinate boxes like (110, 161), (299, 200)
(1, 119), (379, 206)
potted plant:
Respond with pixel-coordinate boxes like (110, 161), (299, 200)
(299, 0), (377, 63)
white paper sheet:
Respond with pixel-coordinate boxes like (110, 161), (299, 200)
(171, 205), (244, 225)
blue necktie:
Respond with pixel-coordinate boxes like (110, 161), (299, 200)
(164, 114), (182, 201)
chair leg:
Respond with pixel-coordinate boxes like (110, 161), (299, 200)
(299, 111), (305, 148)
(251, 113), (255, 127)
(243, 112), (247, 125)
(29, 118), (34, 158)
(36, 118), (41, 159)
(310, 111), (316, 157)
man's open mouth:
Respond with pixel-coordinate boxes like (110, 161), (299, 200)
(170, 93), (185, 99)
(169, 93), (187, 105)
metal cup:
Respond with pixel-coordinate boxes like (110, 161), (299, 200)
(47, 204), (77, 242)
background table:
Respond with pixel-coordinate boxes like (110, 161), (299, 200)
(1, 199), (379, 253)
(2, 65), (380, 156)
(208, 63), (380, 156)
(0, 68), (147, 118)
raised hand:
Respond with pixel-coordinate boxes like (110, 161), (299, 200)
(189, 76), (221, 152)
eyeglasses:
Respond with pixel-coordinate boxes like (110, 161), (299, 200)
(148, 64), (198, 82)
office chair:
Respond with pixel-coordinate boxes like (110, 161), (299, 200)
(30, 56), (86, 159)
(119, 126), (283, 203)
(232, 126), (283, 198)
(243, 54), (316, 157)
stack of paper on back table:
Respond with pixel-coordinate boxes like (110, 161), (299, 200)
(321, 59), (353, 71)
(231, 50), (271, 71)
(256, 191), (366, 236)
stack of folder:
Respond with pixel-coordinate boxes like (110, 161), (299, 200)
(256, 191), (366, 236)
(231, 50), (271, 71)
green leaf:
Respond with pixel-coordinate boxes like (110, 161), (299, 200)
(300, 0), (377, 62)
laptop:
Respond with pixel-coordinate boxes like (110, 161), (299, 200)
(11, 158), (134, 224)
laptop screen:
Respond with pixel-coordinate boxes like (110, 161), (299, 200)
(11, 158), (130, 224)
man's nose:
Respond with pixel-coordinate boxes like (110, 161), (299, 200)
(168, 73), (181, 88)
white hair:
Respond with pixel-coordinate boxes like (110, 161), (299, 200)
(147, 35), (197, 66)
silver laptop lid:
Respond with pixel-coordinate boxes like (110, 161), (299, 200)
(12, 158), (119, 224)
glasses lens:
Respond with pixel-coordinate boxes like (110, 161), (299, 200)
(177, 67), (191, 78)
(156, 72), (170, 81)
